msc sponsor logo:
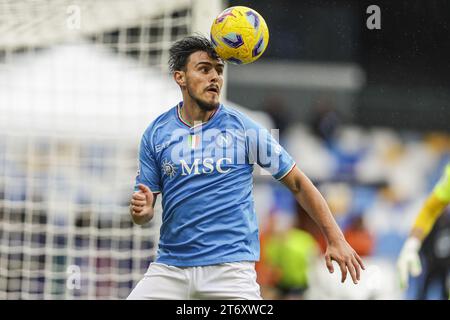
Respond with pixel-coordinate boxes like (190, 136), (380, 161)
(180, 158), (232, 176)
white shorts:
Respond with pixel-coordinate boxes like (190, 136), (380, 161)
(127, 261), (262, 300)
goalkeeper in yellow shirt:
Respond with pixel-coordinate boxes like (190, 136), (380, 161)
(397, 162), (450, 289)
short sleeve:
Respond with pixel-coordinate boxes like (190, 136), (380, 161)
(245, 116), (295, 180)
(433, 164), (450, 202)
(134, 133), (161, 193)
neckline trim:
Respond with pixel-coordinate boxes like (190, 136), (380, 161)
(176, 102), (221, 129)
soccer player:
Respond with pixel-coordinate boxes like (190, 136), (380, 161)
(127, 36), (365, 300)
(397, 162), (450, 289)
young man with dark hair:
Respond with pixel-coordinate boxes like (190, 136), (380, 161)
(127, 35), (364, 300)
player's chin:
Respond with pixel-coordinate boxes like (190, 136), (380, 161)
(202, 95), (220, 109)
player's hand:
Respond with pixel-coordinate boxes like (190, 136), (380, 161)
(325, 238), (365, 284)
(397, 237), (422, 290)
(130, 184), (155, 224)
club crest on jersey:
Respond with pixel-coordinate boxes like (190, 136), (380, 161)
(215, 132), (233, 148)
(162, 159), (177, 178)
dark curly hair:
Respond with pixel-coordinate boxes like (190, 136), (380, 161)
(168, 35), (220, 73)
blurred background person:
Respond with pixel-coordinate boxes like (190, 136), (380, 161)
(257, 185), (320, 300)
(397, 162), (450, 299)
(261, 95), (290, 141)
(310, 95), (341, 146)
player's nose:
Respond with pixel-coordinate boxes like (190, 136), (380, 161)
(209, 78), (221, 93)
(209, 69), (220, 82)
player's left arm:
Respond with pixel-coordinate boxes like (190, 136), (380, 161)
(280, 166), (365, 284)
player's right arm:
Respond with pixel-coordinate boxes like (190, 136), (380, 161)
(397, 163), (450, 289)
(131, 127), (161, 225)
(130, 184), (157, 225)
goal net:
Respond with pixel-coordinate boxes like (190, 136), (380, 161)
(0, 0), (224, 299)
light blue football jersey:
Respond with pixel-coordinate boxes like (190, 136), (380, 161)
(135, 102), (296, 267)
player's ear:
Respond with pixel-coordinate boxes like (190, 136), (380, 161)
(174, 70), (186, 88)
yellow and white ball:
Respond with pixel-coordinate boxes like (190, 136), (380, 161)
(210, 6), (269, 64)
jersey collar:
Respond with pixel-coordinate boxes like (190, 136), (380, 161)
(176, 101), (222, 130)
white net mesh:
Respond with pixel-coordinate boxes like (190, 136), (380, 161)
(0, 0), (223, 299)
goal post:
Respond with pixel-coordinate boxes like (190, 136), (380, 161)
(0, 0), (225, 299)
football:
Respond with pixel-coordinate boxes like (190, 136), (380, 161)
(210, 6), (269, 65)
